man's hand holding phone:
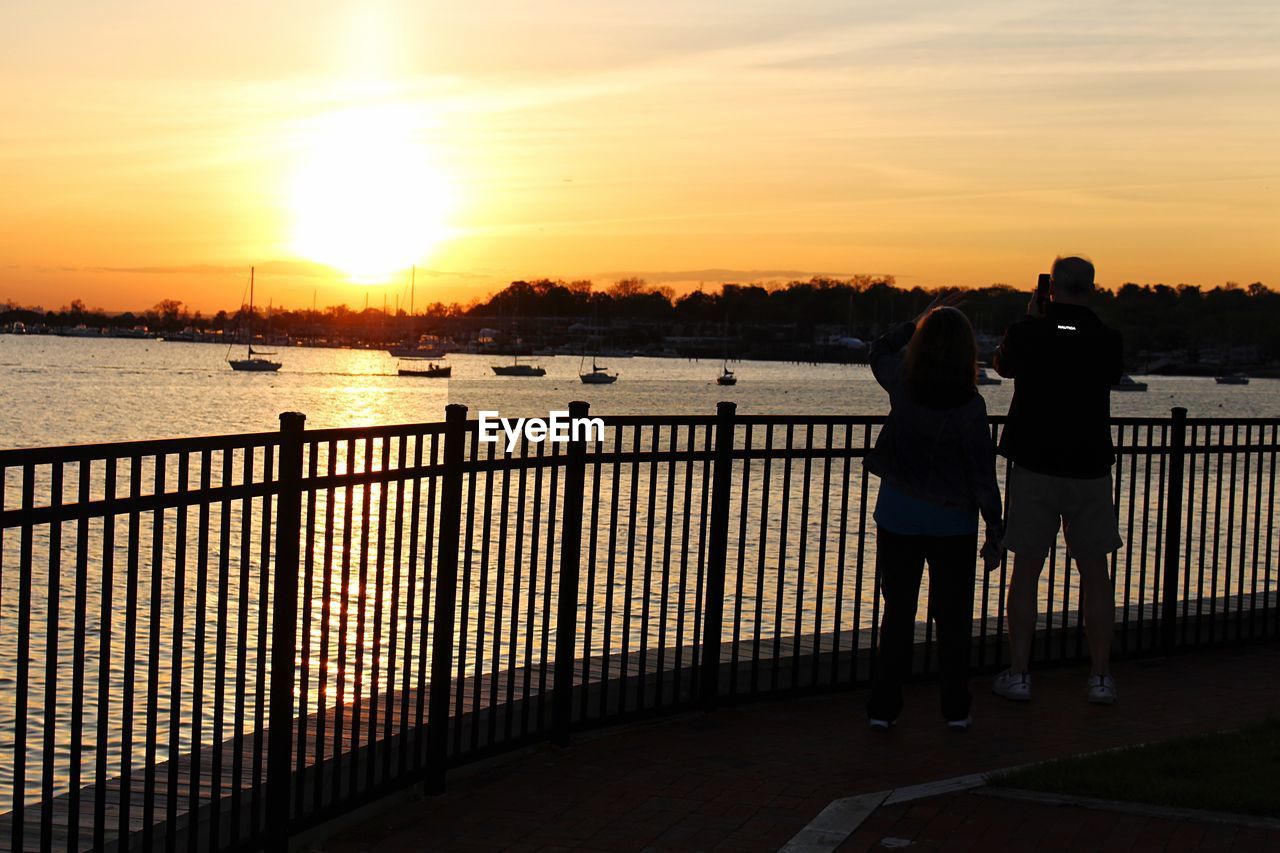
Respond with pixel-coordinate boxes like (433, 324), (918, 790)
(1027, 273), (1051, 318)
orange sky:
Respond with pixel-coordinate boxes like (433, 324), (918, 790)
(2, 1), (1277, 312)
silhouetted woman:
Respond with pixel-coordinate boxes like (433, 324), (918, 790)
(864, 296), (1002, 731)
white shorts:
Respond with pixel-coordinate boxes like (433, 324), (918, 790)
(1003, 465), (1123, 561)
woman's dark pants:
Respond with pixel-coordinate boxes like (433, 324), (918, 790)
(867, 527), (977, 723)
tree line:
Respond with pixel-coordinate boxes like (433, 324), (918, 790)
(4, 277), (1278, 361)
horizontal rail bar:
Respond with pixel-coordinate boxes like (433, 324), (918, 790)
(0, 432), (279, 466)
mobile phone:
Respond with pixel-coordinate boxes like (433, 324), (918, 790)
(1035, 273), (1052, 312)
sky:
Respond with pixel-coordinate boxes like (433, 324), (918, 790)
(1, 0), (1277, 313)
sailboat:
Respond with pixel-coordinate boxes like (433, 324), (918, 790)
(228, 267), (281, 372)
(580, 356), (617, 384)
(492, 355), (546, 377)
(715, 318), (737, 385)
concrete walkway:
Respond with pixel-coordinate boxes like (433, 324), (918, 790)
(313, 643), (1280, 852)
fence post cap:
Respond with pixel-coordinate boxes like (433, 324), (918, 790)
(445, 403), (468, 420)
(568, 400), (590, 415)
(278, 411), (306, 428)
(716, 401), (737, 416)
(1171, 406), (1188, 418)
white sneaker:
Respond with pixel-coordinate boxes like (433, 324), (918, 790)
(868, 718), (894, 731)
(993, 670), (1031, 701)
(946, 716), (972, 732)
(1087, 674), (1118, 705)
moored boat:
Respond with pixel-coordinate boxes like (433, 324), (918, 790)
(228, 268), (282, 372)
(397, 359), (451, 378)
(580, 359), (618, 384)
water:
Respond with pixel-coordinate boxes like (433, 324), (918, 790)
(2, 336), (1277, 448)
(0, 335), (1277, 816)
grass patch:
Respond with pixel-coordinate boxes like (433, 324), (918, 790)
(990, 718), (1280, 818)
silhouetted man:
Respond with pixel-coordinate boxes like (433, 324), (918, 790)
(991, 256), (1124, 704)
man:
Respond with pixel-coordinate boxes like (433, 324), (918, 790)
(991, 256), (1124, 704)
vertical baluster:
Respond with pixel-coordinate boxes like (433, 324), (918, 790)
(141, 453), (166, 850)
(39, 461), (63, 853)
(69, 459), (91, 848)
(730, 424), (753, 696)
(505, 432), (527, 736)
(619, 427), (639, 714)
(1196, 425), (1210, 645)
(855, 423), (872, 684)
(253, 444), (276, 832)
(295, 441), (318, 812)
(332, 438), (354, 804)
(231, 446), (253, 844)
(1119, 424), (1136, 653)
(639, 424), (658, 710)
(772, 423), (793, 692)
(164, 452), (189, 853)
(577, 423), (601, 721)
(399, 433), (423, 772)
(210, 449), (233, 847)
(367, 436), (391, 786)
(537, 442), (560, 732)
(793, 424), (813, 690)
(348, 438), (372, 796)
(454, 430), (478, 751)
(189, 450), (212, 849)
(656, 424), (677, 707)
(11, 464), (34, 853)
(413, 433), (440, 768)
(93, 458), (117, 852)
(831, 422), (853, 685)
(491, 436), (513, 743)
(692, 423), (712, 686)
(812, 423), (832, 688)
(471, 438), (495, 751)
(314, 440), (337, 806)
(599, 424), (621, 719)
(384, 435), (406, 782)
(1181, 425), (1198, 646)
(1234, 424), (1249, 640)
(1249, 424), (1264, 637)
(1161, 408), (1187, 653)
(1264, 423), (1277, 639)
(751, 425), (773, 695)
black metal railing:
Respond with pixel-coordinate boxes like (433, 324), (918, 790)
(0, 405), (1276, 851)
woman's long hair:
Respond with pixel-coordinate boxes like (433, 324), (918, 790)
(904, 306), (978, 408)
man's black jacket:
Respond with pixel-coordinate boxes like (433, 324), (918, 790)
(993, 302), (1123, 478)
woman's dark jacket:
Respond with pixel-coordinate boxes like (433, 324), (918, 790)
(864, 321), (1002, 530)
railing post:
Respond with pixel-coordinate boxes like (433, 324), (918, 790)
(552, 401), (590, 746)
(1161, 407), (1188, 654)
(425, 404), (467, 794)
(700, 401), (736, 711)
(266, 411), (306, 851)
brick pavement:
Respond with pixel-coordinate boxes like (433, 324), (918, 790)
(313, 642), (1280, 852)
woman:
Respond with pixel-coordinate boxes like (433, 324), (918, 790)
(864, 295), (1003, 731)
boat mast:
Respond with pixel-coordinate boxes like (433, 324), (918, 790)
(247, 266), (254, 356)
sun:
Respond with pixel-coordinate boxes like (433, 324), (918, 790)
(290, 105), (453, 282)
